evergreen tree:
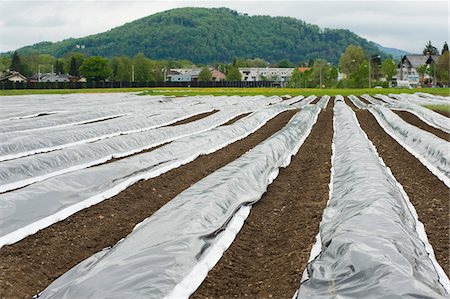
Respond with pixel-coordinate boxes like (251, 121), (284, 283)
(423, 40), (438, 55)
(442, 42), (449, 54)
(69, 57), (78, 76)
(10, 51), (25, 73)
(55, 59), (65, 74)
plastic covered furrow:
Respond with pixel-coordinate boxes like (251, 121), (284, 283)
(360, 94), (385, 105)
(348, 94), (368, 109)
(369, 105), (450, 186)
(297, 99), (449, 298)
(0, 96), (270, 161)
(0, 98), (307, 248)
(0, 97), (278, 193)
(38, 104), (322, 299)
(374, 94), (450, 133)
(389, 93), (449, 106)
(414, 92), (450, 102)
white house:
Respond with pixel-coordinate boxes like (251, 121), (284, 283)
(397, 54), (439, 86)
(239, 68), (294, 82)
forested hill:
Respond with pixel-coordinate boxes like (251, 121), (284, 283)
(16, 7), (387, 64)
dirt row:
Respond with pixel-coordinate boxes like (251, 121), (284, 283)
(193, 101), (334, 298)
(0, 110), (297, 299)
(393, 111), (449, 141)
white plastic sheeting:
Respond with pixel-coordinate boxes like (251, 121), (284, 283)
(0, 97), (311, 248)
(316, 95), (330, 109)
(0, 97), (277, 193)
(360, 94), (385, 105)
(38, 104), (322, 299)
(297, 100), (449, 298)
(374, 94), (450, 134)
(348, 95), (368, 109)
(389, 93), (449, 106)
(369, 105), (450, 186)
(1, 96), (272, 161)
(414, 92), (450, 102)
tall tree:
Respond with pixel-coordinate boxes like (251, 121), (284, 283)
(436, 51), (449, 85)
(381, 58), (397, 82)
(10, 51), (26, 73)
(310, 59), (331, 87)
(69, 57), (78, 76)
(55, 59), (65, 74)
(338, 45), (365, 76)
(226, 67), (241, 81)
(442, 42), (449, 54)
(79, 56), (112, 81)
(423, 40), (438, 55)
(133, 52), (151, 81)
(198, 67), (212, 81)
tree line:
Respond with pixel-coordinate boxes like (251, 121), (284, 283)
(3, 41), (449, 87)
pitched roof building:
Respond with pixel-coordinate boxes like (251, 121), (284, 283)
(397, 54), (440, 85)
(0, 71), (27, 83)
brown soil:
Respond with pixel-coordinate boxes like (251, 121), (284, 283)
(344, 97), (359, 111)
(193, 101), (334, 298)
(393, 111), (449, 141)
(0, 110), (297, 299)
(222, 113), (252, 126)
(310, 97), (321, 104)
(167, 110), (218, 126)
(356, 110), (449, 276)
(358, 96), (371, 105)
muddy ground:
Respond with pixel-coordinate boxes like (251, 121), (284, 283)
(193, 101), (334, 298)
(0, 110), (297, 299)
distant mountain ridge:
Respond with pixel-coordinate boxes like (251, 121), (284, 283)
(375, 43), (408, 59)
(15, 7), (401, 64)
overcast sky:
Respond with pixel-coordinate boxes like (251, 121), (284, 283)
(0, 0), (448, 54)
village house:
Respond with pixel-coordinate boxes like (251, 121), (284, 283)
(397, 54), (439, 86)
(0, 71), (27, 83)
(166, 68), (226, 82)
(239, 67), (294, 83)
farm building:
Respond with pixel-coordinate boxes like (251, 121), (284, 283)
(239, 67), (294, 82)
(166, 68), (226, 82)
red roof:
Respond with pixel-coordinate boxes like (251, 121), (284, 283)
(298, 67), (311, 73)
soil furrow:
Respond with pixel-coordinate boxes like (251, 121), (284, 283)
(393, 110), (449, 141)
(0, 109), (296, 299)
(356, 110), (449, 276)
(193, 102), (333, 298)
(166, 110), (218, 126)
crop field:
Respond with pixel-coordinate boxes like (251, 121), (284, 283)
(0, 92), (449, 298)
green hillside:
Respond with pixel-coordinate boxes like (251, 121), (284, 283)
(15, 7), (387, 64)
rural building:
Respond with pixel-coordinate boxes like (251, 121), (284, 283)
(239, 67), (294, 82)
(211, 69), (226, 81)
(0, 71), (27, 83)
(166, 68), (225, 82)
(397, 54), (439, 86)
(28, 73), (75, 83)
